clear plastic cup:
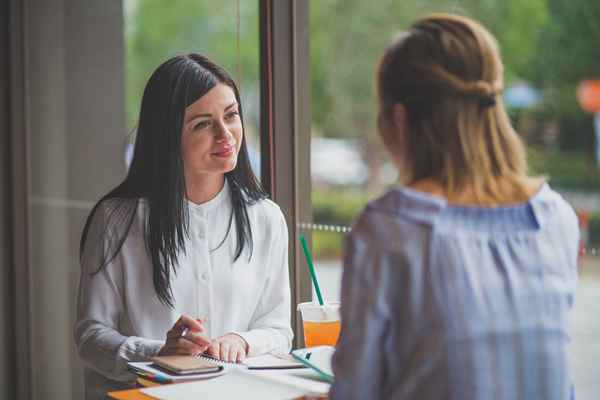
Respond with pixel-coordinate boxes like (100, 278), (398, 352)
(297, 301), (341, 347)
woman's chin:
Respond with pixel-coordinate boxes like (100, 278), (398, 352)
(212, 158), (238, 174)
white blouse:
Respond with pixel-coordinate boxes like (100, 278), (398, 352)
(74, 181), (293, 399)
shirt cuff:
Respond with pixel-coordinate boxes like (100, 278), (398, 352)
(230, 330), (270, 357)
(118, 336), (165, 362)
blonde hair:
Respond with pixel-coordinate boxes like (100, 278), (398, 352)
(377, 13), (533, 204)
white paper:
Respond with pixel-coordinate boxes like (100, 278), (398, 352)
(141, 369), (325, 400)
(246, 369), (331, 393)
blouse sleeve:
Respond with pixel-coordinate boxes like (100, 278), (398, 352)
(234, 208), (293, 357)
(330, 213), (391, 400)
(73, 203), (164, 381)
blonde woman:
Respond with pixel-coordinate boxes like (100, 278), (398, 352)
(330, 14), (578, 400)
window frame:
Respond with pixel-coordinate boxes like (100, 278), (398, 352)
(259, 0), (312, 347)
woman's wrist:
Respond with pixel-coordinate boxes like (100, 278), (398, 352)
(225, 333), (249, 354)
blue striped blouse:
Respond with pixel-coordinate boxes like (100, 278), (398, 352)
(330, 183), (579, 400)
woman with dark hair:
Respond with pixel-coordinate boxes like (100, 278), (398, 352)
(74, 54), (292, 398)
(330, 14), (578, 400)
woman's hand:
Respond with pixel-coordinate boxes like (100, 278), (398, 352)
(206, 333), (248, 363)
(157, 315), (211, 356)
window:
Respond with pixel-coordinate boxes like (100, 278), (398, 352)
(307, 2), (600, 397)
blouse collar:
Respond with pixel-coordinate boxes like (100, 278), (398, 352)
(371, 182), (554, 231)
(185, 179), (231, 215)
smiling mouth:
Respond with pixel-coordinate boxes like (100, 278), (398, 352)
(212, 145), (234, 158)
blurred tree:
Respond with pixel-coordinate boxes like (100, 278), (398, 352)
(533, 0), (600, 165)
(125, 0), (260, 133)
(309, 0), (547, 190)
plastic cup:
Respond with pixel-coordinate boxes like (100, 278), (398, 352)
(297, 302), (341, 347)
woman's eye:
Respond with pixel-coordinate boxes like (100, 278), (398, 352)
(225, 111), (239, 120)
(193, 120), (211, 130)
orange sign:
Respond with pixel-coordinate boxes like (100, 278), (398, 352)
(577, 80), (600, 113)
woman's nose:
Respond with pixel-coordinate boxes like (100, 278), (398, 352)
(214, 120), (233, 142)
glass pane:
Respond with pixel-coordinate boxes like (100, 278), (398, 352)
(308, 2), (599, 397)
(124, 0), (261, 177)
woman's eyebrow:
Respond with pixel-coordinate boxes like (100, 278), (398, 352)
(185, 102), (237, 123)
(224, 102), (238, 111)
(185, 113), (211, 123)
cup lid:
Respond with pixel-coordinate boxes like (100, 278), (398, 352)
(297, 301), (340, 322)
(296, 301), (340, 311)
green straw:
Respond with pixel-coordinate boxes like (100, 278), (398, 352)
(299, 234), (324, 305)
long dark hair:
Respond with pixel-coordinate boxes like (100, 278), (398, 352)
(79, 54), (266, 308)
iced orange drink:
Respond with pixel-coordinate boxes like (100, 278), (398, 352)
(297, 302), (341, 347)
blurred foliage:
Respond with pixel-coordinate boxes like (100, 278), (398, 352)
(528, 149), (600, 190)
(311, 189), (370, 259)
(312, 190), (370, 227)
(589, 212), (600, 246)
(532, 0), (600, 156)
(309, 0), (548, 140)
(312, 230), (345, 260)
(125, 0), (260, 131)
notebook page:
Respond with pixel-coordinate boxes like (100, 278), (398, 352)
(199, 353), (303, 369)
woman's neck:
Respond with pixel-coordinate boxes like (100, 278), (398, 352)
(185, 173), (225, 205)
(408, 177), (543, 206)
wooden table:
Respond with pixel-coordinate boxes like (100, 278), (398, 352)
(107, 379), (159, 399)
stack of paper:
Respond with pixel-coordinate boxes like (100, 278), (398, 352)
(140, 368), (330, 400)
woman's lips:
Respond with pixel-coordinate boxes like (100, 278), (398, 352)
(212, 145), (234, 158)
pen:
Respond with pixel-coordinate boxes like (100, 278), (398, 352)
(181, 317), (207, 340)
(135, 371), (171, 384)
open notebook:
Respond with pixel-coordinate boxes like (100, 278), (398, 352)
(204, 352), (305, 370)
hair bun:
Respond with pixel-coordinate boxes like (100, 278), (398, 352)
(403, 64), (502, 107)
(458, 78), (502, 108)
(479, 94), (497, 108)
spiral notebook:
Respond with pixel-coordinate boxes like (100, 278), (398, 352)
(204, 352), (305, 370)
(151, 355), (222, 374)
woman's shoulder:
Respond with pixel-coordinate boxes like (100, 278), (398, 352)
(248, 197), (287, 227)
(357, 188), (441, 229)
(86, 197), (142, 236)
(348, 189), (433, 253)
(532, 183), (578, 231)
(93, 197), (140, 217)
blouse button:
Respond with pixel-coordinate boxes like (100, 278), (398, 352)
(201, 272), (209, 281)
